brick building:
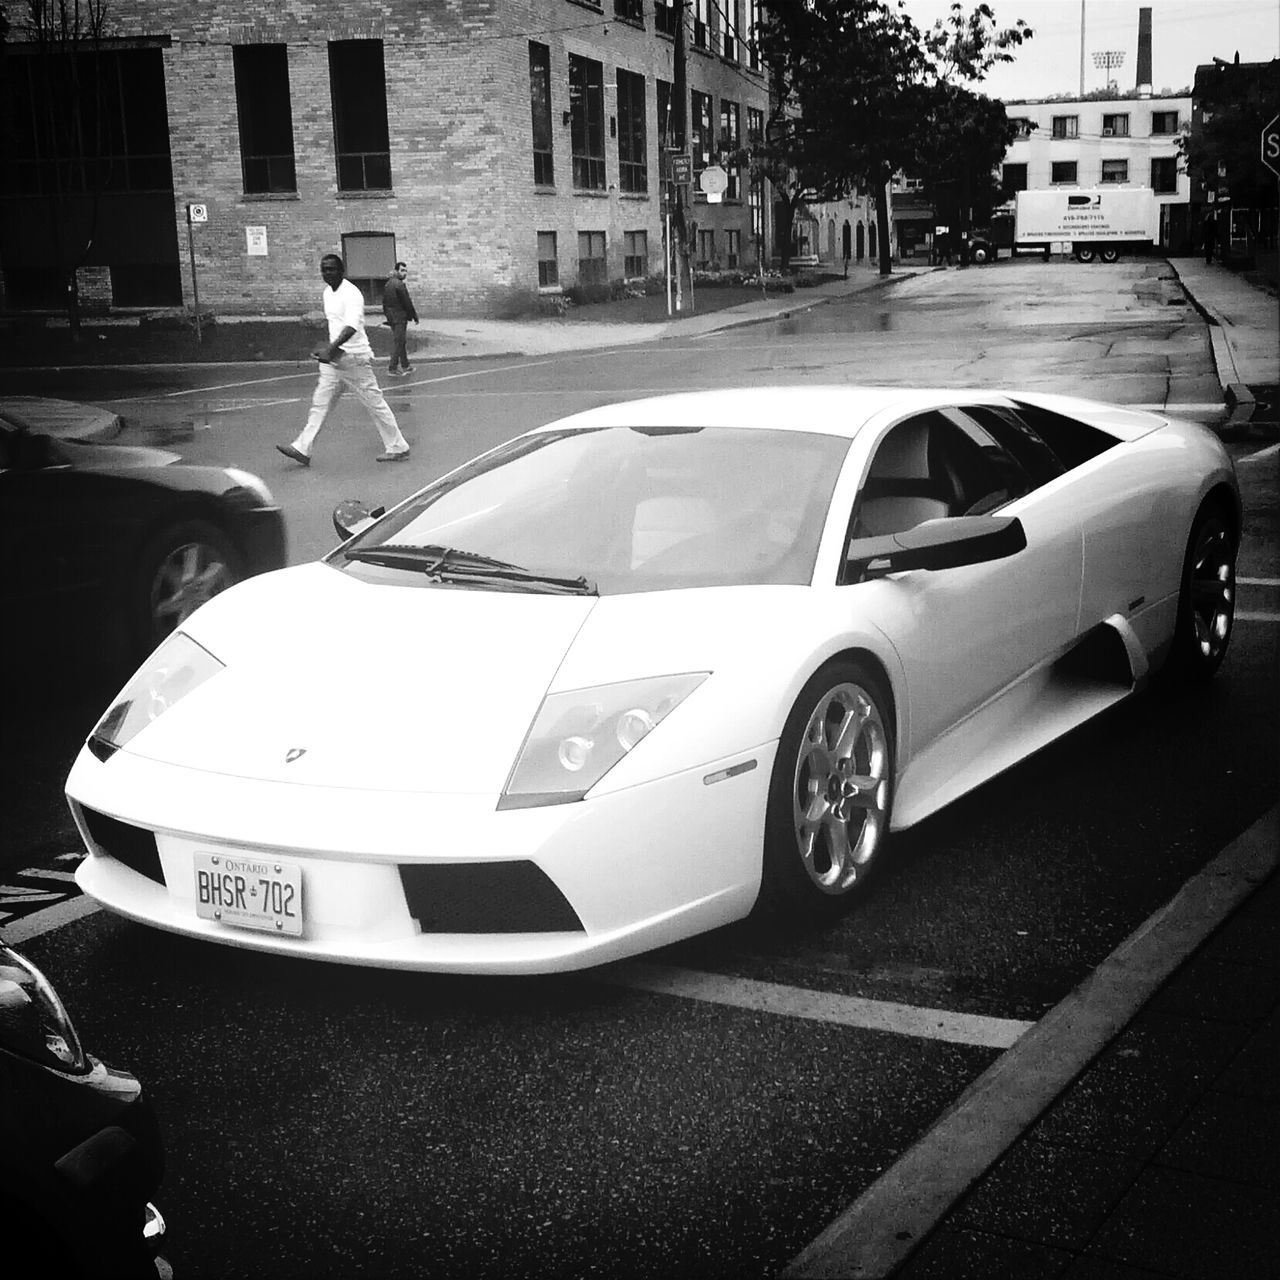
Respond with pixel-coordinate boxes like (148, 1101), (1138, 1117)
(0, 0), (773, 317)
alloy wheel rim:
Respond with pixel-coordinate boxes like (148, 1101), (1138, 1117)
(792, 682), (890, 895)
(1190, 525), (1234, 663)
(151, 542), (232, 637)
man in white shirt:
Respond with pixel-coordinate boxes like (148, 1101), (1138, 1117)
(277, 254), (412, 466)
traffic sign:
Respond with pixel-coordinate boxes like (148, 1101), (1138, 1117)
(670, 154), (692, 184)
(187, 203), (208, 224)
(1262, 114), (1280, 179)
(699, 164), (728, 197)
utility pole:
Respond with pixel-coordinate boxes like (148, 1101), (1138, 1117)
(672, 0), (690, 312)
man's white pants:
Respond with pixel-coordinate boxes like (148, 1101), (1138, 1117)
(292, 354), (410, 456)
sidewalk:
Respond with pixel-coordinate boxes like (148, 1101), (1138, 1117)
(1166, 257), (1280, 424)
(414, 262), (909, 360)
(786, 805), (1280, 1280)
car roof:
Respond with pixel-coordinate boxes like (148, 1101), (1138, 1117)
(535, 386), (1166, 443)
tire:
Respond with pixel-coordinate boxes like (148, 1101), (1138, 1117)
(1099, 247), (1120, 264)
(1075, 246), (1096, 263)
(761, 660), (895, 921)
(1164, 505), (1236, 682)
(133, 518), (242, 655)
(971, 244), (991, 265)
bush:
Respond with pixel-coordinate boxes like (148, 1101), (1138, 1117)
(140, 308), (216, 332)
(564, 278), (632, 307)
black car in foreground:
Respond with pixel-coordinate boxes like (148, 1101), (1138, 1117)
(0, 941), (170, 1278)
(0, 396), (286, 675)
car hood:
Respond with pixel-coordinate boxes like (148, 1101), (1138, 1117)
(63, 438), (184, 469)
(116, 563), (807, 795)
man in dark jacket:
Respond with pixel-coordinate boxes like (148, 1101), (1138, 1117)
(382, 261), (419, 376)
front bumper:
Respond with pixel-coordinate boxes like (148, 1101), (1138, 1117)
(66, 741), (774, 973)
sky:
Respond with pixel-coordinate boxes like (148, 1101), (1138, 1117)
(900, 0), (1280, 100)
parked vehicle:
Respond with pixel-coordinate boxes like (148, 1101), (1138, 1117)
(1009, 188), (1160, 263)
(0, 941), (169, 1277)
(67, 387), (1238, 975)
(0, 396), (287, 677)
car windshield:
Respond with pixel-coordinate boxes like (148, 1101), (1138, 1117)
(339, 426), (850, 594)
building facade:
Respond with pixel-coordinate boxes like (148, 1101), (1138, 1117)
(0, 1), (773, 317)
(998, 93), (1194, 251)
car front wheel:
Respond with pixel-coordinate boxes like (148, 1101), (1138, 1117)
(134, 518), (241, 653)
(761, 660), (895, 920)
(1164, 505), (1236, 682)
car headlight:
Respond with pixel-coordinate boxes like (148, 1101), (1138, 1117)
(0, 944), (88, 1073)
(87, 631), (224, 762)
(499, 673), (709, 809)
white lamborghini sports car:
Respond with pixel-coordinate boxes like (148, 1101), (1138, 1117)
(66, 388), (1239, 973)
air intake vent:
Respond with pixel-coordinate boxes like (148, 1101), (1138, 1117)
(398, 861), (584, 934)
(79, 808), (165, 885)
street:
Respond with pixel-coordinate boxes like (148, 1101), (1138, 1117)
(2, 260), (1277, 1278)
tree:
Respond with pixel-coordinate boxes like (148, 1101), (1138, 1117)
(6, 0), (112, 337)
(754, 0), (1031, 274)
(1181, 58), (1280, 214)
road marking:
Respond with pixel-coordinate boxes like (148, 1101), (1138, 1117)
(784, 803), (1280, 1280)
(1239, 577), (1280, 586)
(1, 895), (99, 945)
(1236, 611), (1280, 622)
(1237, 442), (1280, 465)
(603, 962), (1033, 1050)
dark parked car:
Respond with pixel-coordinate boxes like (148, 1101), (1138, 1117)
(0, 397), (286, 673)
(0, 940), (169, 1277)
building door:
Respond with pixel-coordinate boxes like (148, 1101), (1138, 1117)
(856, 223), (865, 260)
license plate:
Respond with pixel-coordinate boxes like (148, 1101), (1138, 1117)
(194, 852), (303, 936)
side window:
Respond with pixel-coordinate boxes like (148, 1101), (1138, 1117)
(933, 413), (1032, 516)
(955, 405), (1066, 489)
(849, 412), (956, 541)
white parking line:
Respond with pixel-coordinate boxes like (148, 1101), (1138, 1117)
(603, 962), (1033, 1050)
(784, 803), (1280, 1280)
(1238, 442), (1280, 465)
(1, 895), (99, 945)
(1239, 577), (1280, 586)
(1236, 611), (1280, 622)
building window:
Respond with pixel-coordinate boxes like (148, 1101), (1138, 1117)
(329, 41), (391, 191)
(529, 43), (554, 186)
(1, 47), (174, 196)
(1100, 159), (1128, 184)
(233, 45), (297, 194)
(697, 228), (716, 267)
(1010, 117), (1035, 139)
(722, 0), (739, 61)
(694, 0), (710, 50)
(657, 80), (675, 151)
(747, 0), (762, 70)
(578, 231), (607, 285)
(1151, 156), (1178, 193)
(110, 264), (182, 307)
(1101, 113), (1130, 138)
(1151, 111), (1179, 135)
(726, 228), (741, 268)
(1051, 115), (1079, 140)
(1051, 160), (1077, 184)
(617, 69), (647, 194)
(691, 90), (713, 183)
(569, 54), (606, 191)
(341, 231), (396, 305)
(614, 0), (643, 21)
(538, 232), (559, 287)
(654, 1), (677, 37)
(624, 230), (647, 278)
(1002, 162), (1028, 194)
(747, 106), (764, 149)
(720, 99), (740, 198)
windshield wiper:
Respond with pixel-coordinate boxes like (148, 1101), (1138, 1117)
(344, 543), (596, 595)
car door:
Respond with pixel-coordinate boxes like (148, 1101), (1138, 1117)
(841, 408), (1084, 757)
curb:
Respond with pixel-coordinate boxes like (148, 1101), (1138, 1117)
(783, 803), (1280, 1280)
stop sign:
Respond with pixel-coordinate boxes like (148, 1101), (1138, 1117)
(1263, 113), (1280, 178)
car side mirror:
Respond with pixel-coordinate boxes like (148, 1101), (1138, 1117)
(332, 499), (386, 542)
(846, 515), (1026, 583)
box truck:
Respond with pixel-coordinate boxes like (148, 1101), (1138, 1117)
(1011, 187), (1159, 262)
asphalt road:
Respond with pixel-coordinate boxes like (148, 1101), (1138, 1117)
(3, 260), (1278, 1279)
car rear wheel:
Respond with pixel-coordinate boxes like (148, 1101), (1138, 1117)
(761, 660), (895, 920)
(1164, 505), (1236, 682)
(134, 519), (241, 653)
